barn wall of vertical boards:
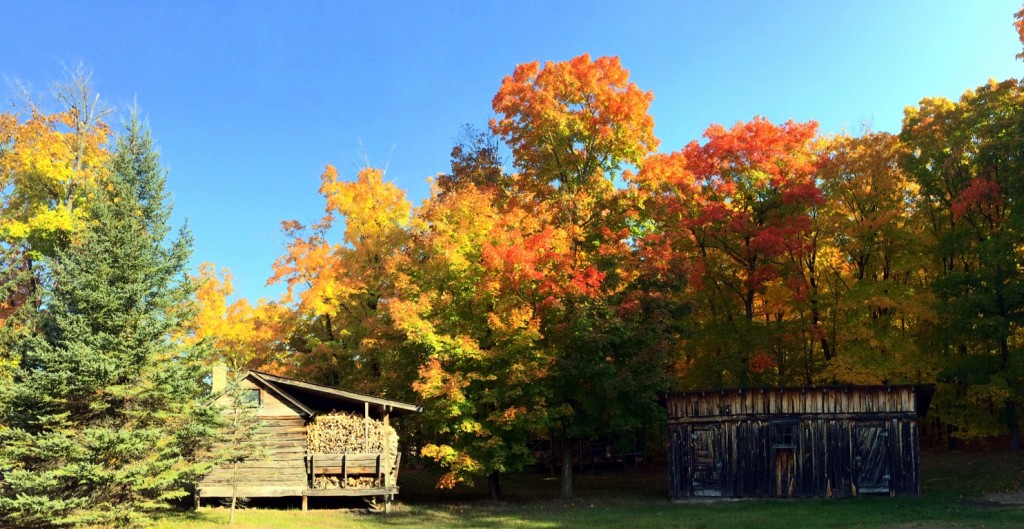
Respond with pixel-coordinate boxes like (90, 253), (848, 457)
(666, 385), (934, 499)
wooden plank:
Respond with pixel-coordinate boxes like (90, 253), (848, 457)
(390, 452), (402, 486)
(198, 485), (305, 498)
(203, 471), (307, 480)
(203, 464), (306, 473)
(202, 473), (306, 481)
(200, 475), (306, 484)
(259, 416), (306, 423)
(668, 425), (683, 497)
(305, 487), (399, 497)
(207, 464), (305, 473)
(669, 411), (917, 425)
(383, 429), (391, 488)
(312, 465), (381, 475)
(261, 449), (307, 456)
(206, 462), (306, 471)
(259, 437), (307, 444)
(307, 452), (384, 461)
(259, 446), (307, 453)
(256, 426), (307, 434)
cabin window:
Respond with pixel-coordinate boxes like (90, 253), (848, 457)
(770, 421), (798, 448)
(239, 388), (261, 408)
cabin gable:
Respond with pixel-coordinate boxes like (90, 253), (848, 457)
(210, 375), (309, 419)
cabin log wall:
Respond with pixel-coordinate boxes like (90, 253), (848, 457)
(198, 379), (310, 497)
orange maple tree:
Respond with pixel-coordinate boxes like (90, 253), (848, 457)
(633, 117), (822, 386)
(490, 53), (663, 499)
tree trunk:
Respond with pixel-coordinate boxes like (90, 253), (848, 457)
(946, 423), (958, 451)
(230, 483), (237, 525)
(560, 435), (573, 500)
(488, 471), (503, 501)
(1008, 400), (1020, 450)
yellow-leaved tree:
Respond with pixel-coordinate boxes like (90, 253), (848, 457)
(0, 69), (112, 382)
(269, 165), (414, 396)
(186, 263), (292, 372)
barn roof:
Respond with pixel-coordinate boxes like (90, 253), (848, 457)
(247, 370), (423, 418)
(666, 384), (936, 418)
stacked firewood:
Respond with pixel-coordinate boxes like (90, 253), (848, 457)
(313, 475), (380, 489)
(306, 412), (398, 454)
(307, 412), (399, 490)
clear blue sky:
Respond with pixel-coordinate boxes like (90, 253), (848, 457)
(2, 1), (1021, 302)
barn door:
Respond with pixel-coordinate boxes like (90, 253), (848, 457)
(853, 423), (890, 494)
(770, 421), (798, 497)
(690, 426), (722, 497)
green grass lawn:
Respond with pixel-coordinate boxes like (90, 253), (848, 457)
(154, 451), (1024, 529)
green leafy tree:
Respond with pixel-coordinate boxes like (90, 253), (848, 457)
(814, 132), (935, 386)
(901, 79), (1024, 447)
(0, 112), (217, 527)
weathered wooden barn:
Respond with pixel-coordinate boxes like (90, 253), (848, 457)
(666, 385), (934, 499)
(197, 369), (421, 511)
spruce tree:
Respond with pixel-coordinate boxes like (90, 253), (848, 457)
(0, 113), (217, 528)
(214, 372), (266, 525)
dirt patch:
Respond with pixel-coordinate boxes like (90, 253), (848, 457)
(974, 490), (1024, 507)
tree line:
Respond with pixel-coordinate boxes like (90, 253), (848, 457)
(191, 37), (1024, 498)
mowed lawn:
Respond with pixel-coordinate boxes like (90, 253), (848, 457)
(155, 451), (1024, 529)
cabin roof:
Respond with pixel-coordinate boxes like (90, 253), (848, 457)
(248, 370), (423, 418)
(666, 384), (936, 418)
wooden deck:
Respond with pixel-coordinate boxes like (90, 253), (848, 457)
(197, 485), (399, 498)
(198, 484), (400, 513)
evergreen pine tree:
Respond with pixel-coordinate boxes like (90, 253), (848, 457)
(0, 112), (217, 528)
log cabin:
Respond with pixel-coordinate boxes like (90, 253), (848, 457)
(197, 367), (422, 512)
(666, 385), (934, 499)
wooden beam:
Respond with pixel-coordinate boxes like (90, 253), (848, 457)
(305, 487), (399, 497)
(198, 485), (306, 497)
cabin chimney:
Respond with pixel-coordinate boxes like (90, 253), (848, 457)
(211, 362), (227, 393)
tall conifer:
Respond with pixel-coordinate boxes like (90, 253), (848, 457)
(0, 112), (216, 527)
